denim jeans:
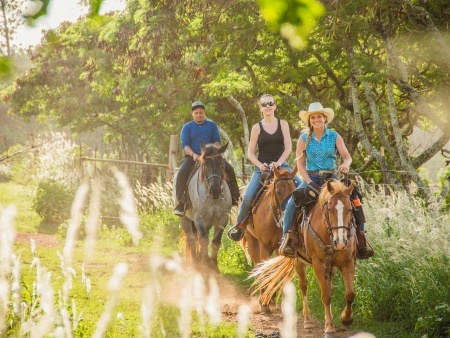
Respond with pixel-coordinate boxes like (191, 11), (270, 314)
(282, 174), (336, 235)
(236, 161), (302, 224)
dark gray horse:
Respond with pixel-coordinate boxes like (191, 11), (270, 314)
(175, 141), (232, 272)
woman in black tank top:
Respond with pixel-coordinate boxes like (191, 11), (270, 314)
(228, 94), (302, 241)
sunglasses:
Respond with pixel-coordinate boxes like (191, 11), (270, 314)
(260, 101), (275, 107)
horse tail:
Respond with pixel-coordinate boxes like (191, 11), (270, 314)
(239, 236), (253, 265)
(249, 255), (296, 306)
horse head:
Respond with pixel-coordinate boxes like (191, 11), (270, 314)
(199, 141), (228, 199)
(321, 180), (355, 250)
(272, 166), (297, 208)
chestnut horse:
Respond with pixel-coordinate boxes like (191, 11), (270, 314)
(251, 180), (357, 337)
(241, 166), (297, 313)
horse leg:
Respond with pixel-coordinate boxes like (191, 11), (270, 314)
(338, 265), (355, 326)
(295, 261), (313, 329)
(312, 261), (336, 335)
(209, 224), (225, 273)
(193, 217), (210, 267)
(181, 218), (199, 264)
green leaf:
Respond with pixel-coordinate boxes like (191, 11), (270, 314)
(0, 57), (12, 77)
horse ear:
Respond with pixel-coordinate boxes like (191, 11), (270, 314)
(273, 165), (280, 176)
(200, 140), (206, 151)
(327, 180), (335, 194)
(345, 182), (355, 196)
(218, 141), (228, 154)
(290, 164), (298, 177)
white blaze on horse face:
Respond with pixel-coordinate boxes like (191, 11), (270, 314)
(334, 200), (346, 249)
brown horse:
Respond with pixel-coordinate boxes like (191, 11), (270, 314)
(241, 166), (297, 313)
(251, 180), (357, 337)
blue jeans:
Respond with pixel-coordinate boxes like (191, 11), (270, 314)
(282, 174), (336, 235)
(236, 161), (302, 224)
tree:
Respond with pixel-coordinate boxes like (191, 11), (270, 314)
(4, 0), (450, 205)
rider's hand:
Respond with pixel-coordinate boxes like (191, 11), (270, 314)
(338, 164), (349, 174)
(270, 162), (281, 170)
(259, 163), (268, 171)
(193, 153), (199, 162)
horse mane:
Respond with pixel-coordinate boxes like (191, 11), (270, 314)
(200, 143), (220, 159)
(317, 179), (347, 208)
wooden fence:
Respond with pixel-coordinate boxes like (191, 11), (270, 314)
(79, 135), (179, 183)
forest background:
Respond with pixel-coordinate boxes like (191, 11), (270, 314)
(0, 0), (449, 337)
(0, 0), (449, 202)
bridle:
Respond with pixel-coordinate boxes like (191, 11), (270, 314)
(322, 193), (354, 242)
(197, 152), (225, 201)
(270, 176), (296, 227)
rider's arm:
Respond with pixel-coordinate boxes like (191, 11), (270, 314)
(296, 137), (311, 183)
(336, 135), (352, 174)
(184, 145), (199, 161)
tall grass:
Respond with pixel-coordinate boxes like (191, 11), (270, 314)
(355, 183), (449, 337)
(2, 132), (449, 337)
(301, 182), (450, 337)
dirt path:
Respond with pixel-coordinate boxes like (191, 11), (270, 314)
(15, 232), (366, 338)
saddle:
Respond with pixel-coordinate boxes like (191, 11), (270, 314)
(234, 171), (274, 231)
(251, 171), (273, 213)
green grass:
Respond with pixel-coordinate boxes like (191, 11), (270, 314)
(2, 180), (450, 337)
(0, 181), (41, 233)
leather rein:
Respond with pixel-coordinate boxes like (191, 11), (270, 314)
(197, 152), (226, 201)
(270, 176), (296, 227)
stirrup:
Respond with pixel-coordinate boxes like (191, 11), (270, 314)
(279, 234), (296, 258)
(227, 223), (245, 241)
(357, 233), (375, 259)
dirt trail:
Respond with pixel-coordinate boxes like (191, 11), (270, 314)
(15, 232), (364, 337)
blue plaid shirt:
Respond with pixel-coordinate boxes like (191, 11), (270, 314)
(301, 128), (338, 171)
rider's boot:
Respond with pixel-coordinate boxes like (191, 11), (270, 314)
(280, 230), (298, 257)
(174, 194), (186, 217)
(355, 225), (374, 259)
(174, 201), (185, 217)
(228, 221), (246, 241)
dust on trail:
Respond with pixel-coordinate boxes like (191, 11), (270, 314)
(159, 266), (360, 338)
(15, 232), (362, 337)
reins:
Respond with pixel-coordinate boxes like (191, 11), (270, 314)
(270, 176), (296, 227)
(196, 153), (226, 202)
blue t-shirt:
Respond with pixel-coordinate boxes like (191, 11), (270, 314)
(300, 128), (338, 171)
(180, 119), (221, 155)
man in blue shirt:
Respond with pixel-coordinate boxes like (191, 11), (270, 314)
(174, 101), (240, 216)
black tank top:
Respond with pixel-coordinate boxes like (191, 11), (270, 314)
(257, 119), (285, 164)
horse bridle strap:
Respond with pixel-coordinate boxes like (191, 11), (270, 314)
(203, 153), (223, 159)
(322, 194), (353, 237)
(271, 176), (297, 227)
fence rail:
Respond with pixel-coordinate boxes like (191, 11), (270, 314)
(79, 135), (179, 183)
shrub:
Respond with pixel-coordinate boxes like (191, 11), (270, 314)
(33, 179), (75, 232)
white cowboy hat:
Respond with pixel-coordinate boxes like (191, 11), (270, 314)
(299, 102), (335, 124)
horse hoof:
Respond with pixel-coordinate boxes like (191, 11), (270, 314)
(340, 312), (353, 326)
(341, 317), (353, 326)
(324, 332), (336, 338)
(303, 320), (314, 329)
(261, 305), (271, 315)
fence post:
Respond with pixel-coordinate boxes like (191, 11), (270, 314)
(168, 135), (178, 182)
